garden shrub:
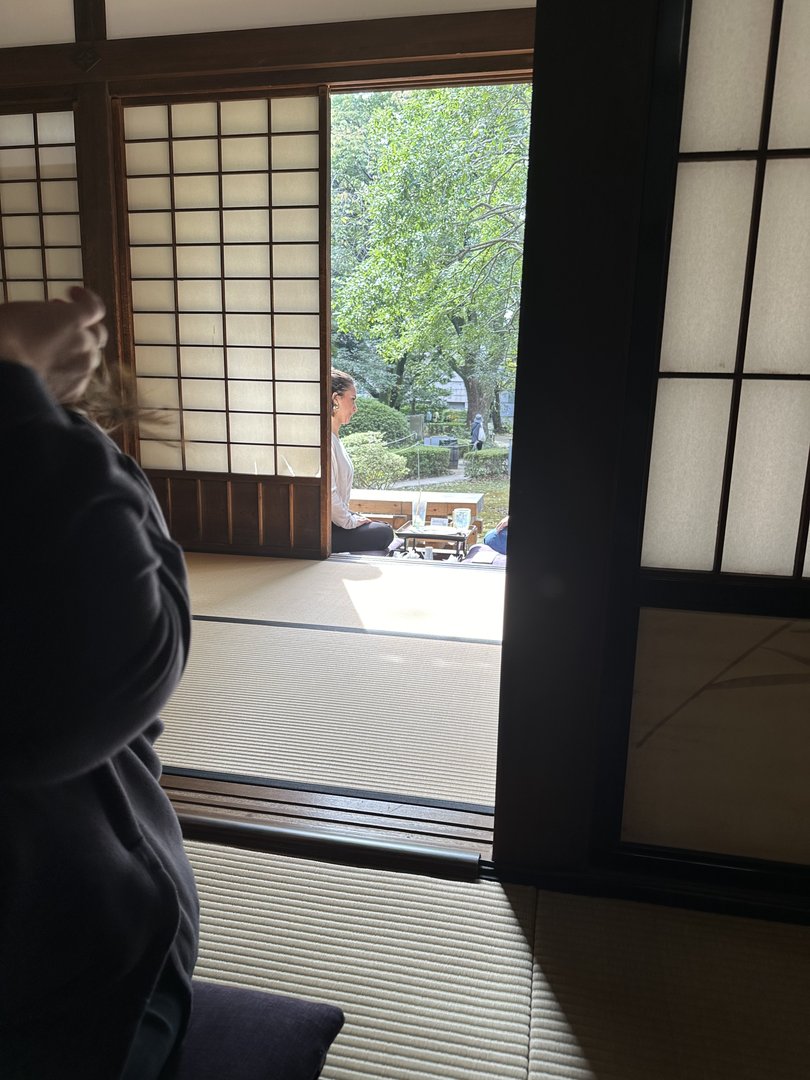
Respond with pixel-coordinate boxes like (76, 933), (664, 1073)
(342, 398), (411, 446)
(341, 431), (408, 488)
(464, 448), (509, 479)
(393, 444), (451, 479)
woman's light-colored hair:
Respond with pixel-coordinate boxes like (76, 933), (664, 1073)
(331, 368), (355, 397)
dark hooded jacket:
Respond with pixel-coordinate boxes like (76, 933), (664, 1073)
(0, 360), (198, 1079)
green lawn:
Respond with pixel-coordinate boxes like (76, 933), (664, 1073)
(417, 476), (510, 534)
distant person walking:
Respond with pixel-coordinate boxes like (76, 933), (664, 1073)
(470, 413), (486, 451)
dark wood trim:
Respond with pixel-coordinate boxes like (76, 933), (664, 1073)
(638, 568), (810, 616)
(319, 87), (331, 558)
(0, 10), (534, 91)
(74, 0), (107, 43)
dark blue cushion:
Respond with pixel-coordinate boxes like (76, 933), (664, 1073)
(175, 979), (344, 1080)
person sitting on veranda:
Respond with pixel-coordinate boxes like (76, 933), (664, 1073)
(483, 515), (509, 555)
(330, 369), (395, 553)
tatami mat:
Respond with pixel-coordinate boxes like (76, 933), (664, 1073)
(187, 842), (810, 1080)
(184, 552), (505, 641)
(160, 619), (500, 804)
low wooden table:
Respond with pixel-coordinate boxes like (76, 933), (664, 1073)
(396, 522), (475, 561)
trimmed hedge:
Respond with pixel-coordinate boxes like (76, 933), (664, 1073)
(393, 444), (451, 479)
(464, 448), (509, 479)
(342, 398), (411, 445)
(341, 431), (409, 488)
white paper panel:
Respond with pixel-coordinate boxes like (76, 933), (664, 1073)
(272, 97), (319, 133)
(224, 244), (271, 277)
(139, 440), (182, 470)
(278, 445), (320, 476)
(182, 379), (226, 410)
(138, 410), (181, 440)
(42, 215), (81, 246)
(272, 244), (319, 277)
(272, 208), (318, 242)
(0, 3), (74, 46)
(275, 380), (320, 413)
(180, 346), (225, 378)
(128, 212), (173, 244)
(221, 137), (269, 172)
(172, 140), (219, 174)
(40, 180), (78, 213)
(660, 162), (755, 373)
(723, 381), (810, 575)
(182, 410), (228, 442)
(177, 279), (223, 312)
(276, 413), (320, 445)
(130, 246), (175, 278)
(135, 345), (178, 376)
(229, 413), (274, 442)
(176, 211), (221, 243)
(36, 112), (74, 145)
(641, 379), (732, 570)
(132, 279), (176, 311)
(222, 209), (270, 243)
(769, 0), (810, 148)
(137, 377), (180, 409)
(46, 281), (81, 300)
(174, 174), (220, 209)
(230, 444), (276, 475)
(271, 171), (319, 206)
(224, 280), (272, 312)
(126, 141), (171, 176)
(225, 312), (273, 346)
(274, 278), (319, 312)
(2, 216), (40, 245)
(178, 313), (224, 345)
(172, 103), (218, 138)
(0, 148), (36, 179)
(0, 115), (34, 146)
(185, 442), (229, 472)
(274, 349), (319, 380)
(221, 100), (269, 136)
(0, 182), (39, 213)
(274, 313), (320, 347)
(176, 246), (221, 278)
(38, 145), (77, 179)
(680, 0), (772, 152)
(227, 348), (272, 379)
(272, 134), (319, 171)
(222, 173), (269, 207)
(124, 107), (169, 141)
(6, 281), (45, 300)
(133, 313), (176, 344)
(45, 248), (82, 279)
(746, 161), (810, 373)
(127, 177), (171, 211)
(228, 380), (274, 412)
(5, 249), (42, 278)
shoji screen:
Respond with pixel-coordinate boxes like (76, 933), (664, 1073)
(0, 110), (82, 303)
(641, 0), (810, 579)
(121, 94), (325, 556)
(624, 0), (810, 864)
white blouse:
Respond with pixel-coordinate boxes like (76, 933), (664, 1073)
(331, 432), (362, 529)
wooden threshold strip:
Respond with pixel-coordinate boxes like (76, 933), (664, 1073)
(162, 772), (494, 876)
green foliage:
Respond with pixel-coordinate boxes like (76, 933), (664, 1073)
(331, 85), (531, 418)
(341, 432), (409, 488)
(341, 396), (411, 445)
(464, 448), (509, 480)
(393, 444), (451, 479)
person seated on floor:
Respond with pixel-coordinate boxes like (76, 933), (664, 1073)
(483, 515), (509, 556)
(330, 368), (395, 553)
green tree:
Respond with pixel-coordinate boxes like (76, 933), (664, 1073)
(331, 84), (531, 424)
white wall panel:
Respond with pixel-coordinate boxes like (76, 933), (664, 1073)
(0, 0), (74, 46)
(107, 0), (534, 40)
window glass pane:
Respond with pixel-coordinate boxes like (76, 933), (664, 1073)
(231, 444), (276, 475)
(271, 171), (318, 206)
(623, 608), (810, 864)
(228, 381), (273, 412)
(125, 106), (169, 141)
(179, 346), (224, 378)
(275, 381), (320, 413)
(171, 102), (218, 137)
(181, 379), (226, 409)
(746, 160), (810, 373)
(769, 0), (810, 148)
(0, 147), (36, 180)
(642, 379), (732, 570)
(227, 348), (272, 379)
(680, 0), (772, 152)
(272, 244), (319, 278)
(271, 134), (319, 171)
(182, 410), (228, 441)
(185, 442), (229, 472)
(273, 279), (319, 313)
(271, 96), (319, 133)
(229, 413), (274, 443)
(220, 99), (269, 136)
(723, 381), (810, 575)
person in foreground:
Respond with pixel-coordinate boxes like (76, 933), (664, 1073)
(0, 288), (199, 1079)
(330, 368), (395, 553)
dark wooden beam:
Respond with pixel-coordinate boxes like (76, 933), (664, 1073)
(0, 9), (533, 92)
(74, 0), (107, 43)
